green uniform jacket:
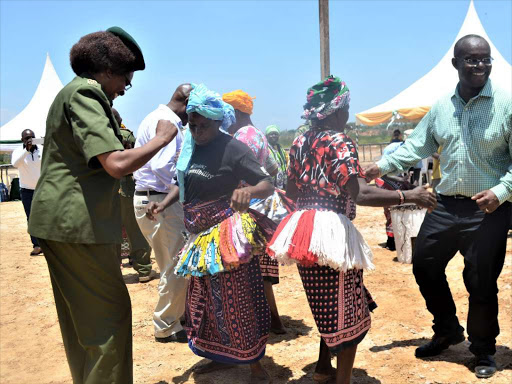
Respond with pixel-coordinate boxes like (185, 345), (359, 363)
(119, 127), (136, 198)
(28, 75), (124, 244)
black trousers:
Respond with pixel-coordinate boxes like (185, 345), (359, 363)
(20, 188), (38, 247)
(412, 195), (511, 356)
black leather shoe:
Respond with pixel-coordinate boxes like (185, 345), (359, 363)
(415, 332), (465, 357)
(475, 355), (497, 379)
(386, 237), (396, 251)
(155, 330), (187, 343)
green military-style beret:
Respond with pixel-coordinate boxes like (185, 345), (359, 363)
(106, 26), (145, 70)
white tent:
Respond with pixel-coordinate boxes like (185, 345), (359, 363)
(356, 0), (512, 126)
(0, 53), (64, 152)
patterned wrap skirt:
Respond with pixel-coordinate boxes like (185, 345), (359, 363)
(250, 189), (295, 285)
(181, 197), (273, 363)
(267, 194), (377, 354)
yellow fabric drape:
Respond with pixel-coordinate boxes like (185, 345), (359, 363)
(397, 106), (431, 120)
(355, 106), (431, 126)
(431, 145), (443, 180)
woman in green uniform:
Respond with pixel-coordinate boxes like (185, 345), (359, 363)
(28, 27), (177, 384)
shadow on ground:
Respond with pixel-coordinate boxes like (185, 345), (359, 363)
(371, 338), (512, 373)
(267, 315), (313, 345)
(171, 355), (293, 384)
(286, 361), (381, 383)
(123, 272), (160, 284)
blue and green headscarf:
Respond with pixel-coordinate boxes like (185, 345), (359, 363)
(176, 84), (236, 202)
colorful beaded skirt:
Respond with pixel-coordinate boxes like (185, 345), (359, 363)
(175, 197), (275, 277)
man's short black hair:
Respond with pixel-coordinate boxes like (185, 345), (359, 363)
(454, 34), (489, 57)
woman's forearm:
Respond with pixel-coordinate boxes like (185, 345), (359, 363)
(97, 119), (178, 179)
(347, 177), (403, 206)
(244, 180), (274, 199)
(97, 136), (167, 179)
(159, 185), (180, 209)
(347, 177), (436, 210)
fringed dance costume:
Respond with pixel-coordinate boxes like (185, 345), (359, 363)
(249, 189), (295, 283)
(267, 129), (377, 354)
(233, 125), (295, 285)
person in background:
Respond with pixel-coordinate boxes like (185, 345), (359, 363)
(265, 124), (289, 190)
(402, 130), (423, 185)
(376, 140), (414, 251)
(133, 84), (192, 343)
(223, 90), (278, 175)
(365, 35), (512, 379)
(12, 129), (42, 255)
(223, 89), (287, 334)
(27, 27), (178, 384)
(390, 129), (403, 143)
(112, 108), (152, 280)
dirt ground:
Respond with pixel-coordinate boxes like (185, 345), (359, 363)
(1, 200), (511, 384)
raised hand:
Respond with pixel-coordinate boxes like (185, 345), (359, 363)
(155, 119), (178, 145)
(404, 185), (437, 212)
(230, 188), (252, 212)
(25, 138), (33, 152)
(364, 163), (381, 181)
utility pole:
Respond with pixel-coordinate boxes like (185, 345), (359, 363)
(319, 0), (330, 79)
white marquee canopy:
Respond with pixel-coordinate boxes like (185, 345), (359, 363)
(0, 54), (64, 152)
(356, 0), (512, 126)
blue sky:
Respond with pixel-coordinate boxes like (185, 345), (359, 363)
(1, 0), (511, 133)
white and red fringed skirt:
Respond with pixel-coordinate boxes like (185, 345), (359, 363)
(267, 194), (377, 353)
(267, 209), (374, 272)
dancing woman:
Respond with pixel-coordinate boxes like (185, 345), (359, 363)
(147, 84), (275, 383)
(267, 76), (436, 384)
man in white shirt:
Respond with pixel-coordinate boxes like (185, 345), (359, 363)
(133, 84), (191, 343)
(11, 129), (42, 255)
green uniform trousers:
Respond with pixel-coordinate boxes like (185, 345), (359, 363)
(119, 194), (152, 277)
(40, 239), (133, 384)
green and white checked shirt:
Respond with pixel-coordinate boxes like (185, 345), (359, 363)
(377, 80), (512, 204)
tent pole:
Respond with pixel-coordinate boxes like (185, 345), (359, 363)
(319, 0), (330, 79)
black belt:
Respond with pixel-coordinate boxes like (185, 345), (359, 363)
(440, 194), (471, 200)
(134, 190), (167, 196)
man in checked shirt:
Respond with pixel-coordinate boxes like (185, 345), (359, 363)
(366, 34), (511, 379)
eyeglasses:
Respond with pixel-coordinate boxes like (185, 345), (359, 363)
(456, 57), (493, 66)
(124, 74), (132, 91)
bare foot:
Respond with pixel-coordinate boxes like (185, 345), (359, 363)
(270, 313), (286, 334)
(313, 366), (336, 383)
(270, 326), (287, 335)
(250, 362), (271, 384)
(194, 360), (236, 374)
(249, 370), (271, 384)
